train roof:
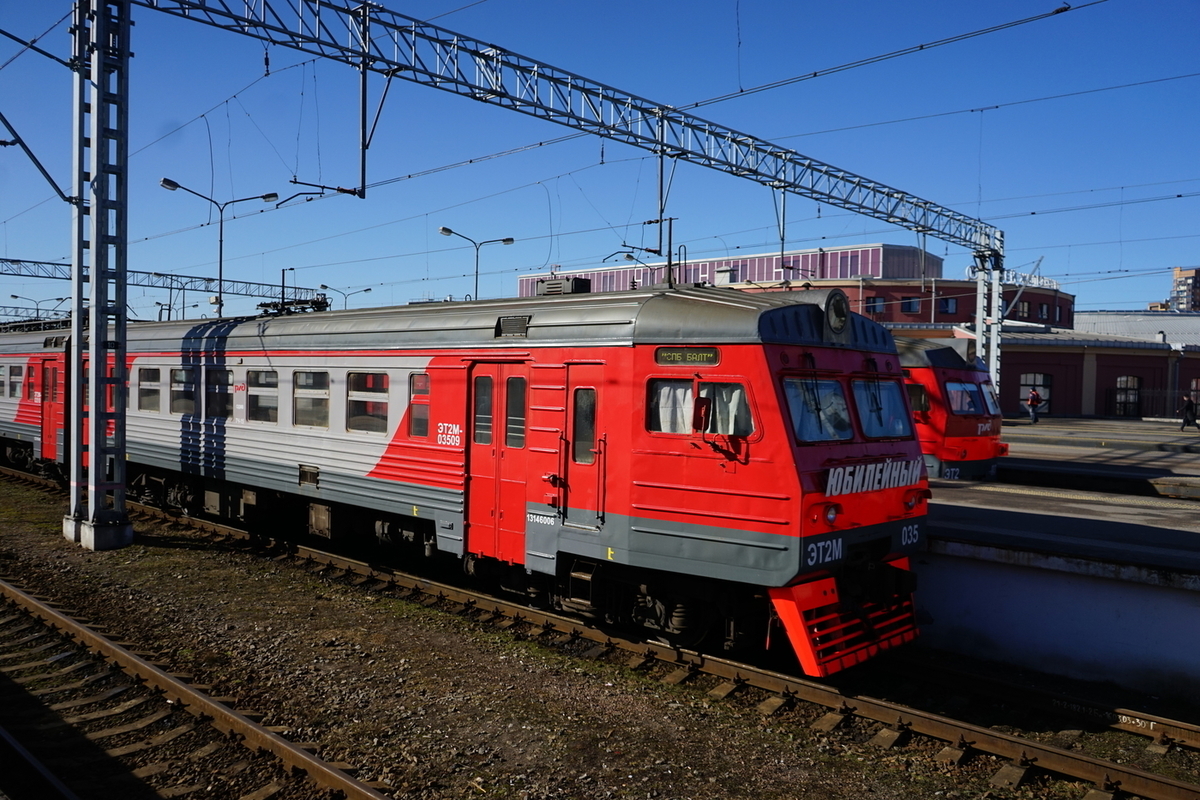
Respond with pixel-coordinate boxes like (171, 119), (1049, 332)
(894, 336), (985, 371)
(116, 286), (896, 354)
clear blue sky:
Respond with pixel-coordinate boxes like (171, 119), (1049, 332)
(1, 0), (1197, 319)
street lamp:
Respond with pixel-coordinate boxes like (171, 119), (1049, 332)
(319, 284), (373, 310)
(160, 178), (278, 317)
(10, 294), (67, 320)
(438, 226), (514, 300)
(154, 301), (198, 322)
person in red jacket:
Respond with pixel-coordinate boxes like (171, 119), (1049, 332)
(1026, 388), (1041, 424)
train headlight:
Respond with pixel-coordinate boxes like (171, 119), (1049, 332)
(904, 488), (933, 510)
(824, 503), (842, 525)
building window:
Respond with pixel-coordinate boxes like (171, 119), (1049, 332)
(294, 371), (330, 428)
(409, 373), (430, 437)
(1017, 300), (1030, 319)
(900, 297), (920, 314)
(205, 369), (233, 418)
(170, 368), (196, 414)
(1114, 375), (1140, 417)
(137, 368), (161, 412)
(1038, 303), (1049, 320)
(1019, 373), (1052, 414)
(347, 372), (388, 433)
(1055, 305), (1062, 323)
(864, 296), (884, 314)
(937, 297), (957, 315)
(247, 370), (279, 423)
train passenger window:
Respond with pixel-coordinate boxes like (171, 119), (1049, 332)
(0, 366), (7, 397)
(852, 380), (913, 438)
(783, 378), (853, 442)
(205, 369), (233, 418)
(247, 370), (278, 423)
(138, 368), (162, 412)
(505, 377), (526, 448)
(572, 388), (597, 464)
(647, 379), (693, 433)
(9, 366), (23, 399)
(170, 368), (196, 415)
(473, 376), (493, 444)
(347, 372), (388, 433)
(409, 373), (429, 437)
(944, 381), (984, 415)
(294, 371), (330, 428)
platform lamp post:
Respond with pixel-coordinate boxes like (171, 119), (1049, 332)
(438, 226), (514, 300)
(10, 294), (67, 320)
(319, 284), (372, 310)
(159, 178), (278, 317)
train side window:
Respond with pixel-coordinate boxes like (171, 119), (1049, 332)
(294, 371), (330, 428)
(409, 373), (430, 437)
(944, 381), (984, 415)
(473, 376), (493, 444)
(347, 372), (389, 433)
(138, 368), (162, 412)
(572, 388), (597, 464)
(205, 369), (233, 418)
(852, 379), (913, 438)
(247, 370), (278, 423)
(981, 383), (1001, 415)
(906, 383), (929, 413)
(0, 365), (7, 398)
(783, 378), (853, 442)
(505, 376), (526, 448)
(170, 368), (196, 415)
(8, 366), (23, 399)
(647, 379), (693, 433)
(698, 382), (754, 436)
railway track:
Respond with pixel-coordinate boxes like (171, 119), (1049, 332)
(0, 575), (394, 799)
(3, 465), (1200, 799)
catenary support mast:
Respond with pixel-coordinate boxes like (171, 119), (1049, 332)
(65, 0), (134, 550)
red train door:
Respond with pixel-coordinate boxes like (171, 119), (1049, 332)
(563, 364), (605, 527)
(38, 358), (63, 461)
(466, 363), (529, 564)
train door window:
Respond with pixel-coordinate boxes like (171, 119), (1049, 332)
(294, 371), (330, 428)
(137, 368), (162, 412)
(9, 366), (24, 399)
(944, 381), (984, 415)
(906, 383), (929, 413)
(169, 368), (196, 414)
(409, 373), (430, 437)
(1019, 373), (1051, 413)
(205, 369), (233, 418)
(980, 383), (1001, 415)
(852, 379), (913, 438)
(647, 379), (693, 433)
(572, 388), (596, 464)
(505, 376), (526, 448)
(473, 375), (493, 444)
(1114, 375), (1140, 417)
(783, 378), (853, 442)
(698, 382), (754, 435)
(347, 372), (389, 433)
(247, 370), (279, 423)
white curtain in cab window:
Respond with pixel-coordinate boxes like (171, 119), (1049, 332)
(650, 379), (694, 433)
(699, 382), (754, 436)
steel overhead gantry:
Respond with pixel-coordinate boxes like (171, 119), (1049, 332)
(133, 0), (1006, 366)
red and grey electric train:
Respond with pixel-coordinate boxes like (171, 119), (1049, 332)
(0, 286), (929, 677)
(896, 337), (1008, 480)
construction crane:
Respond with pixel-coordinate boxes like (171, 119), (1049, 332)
(58, 0), (1004, 548)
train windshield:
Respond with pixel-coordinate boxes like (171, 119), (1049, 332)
(851, 380), (913, 438)
(980, 382), (1001, 415)
(783, 378), (853, 442)
(944, 381), (985, 415)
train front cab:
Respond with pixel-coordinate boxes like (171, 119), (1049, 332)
(767, 351), (926, 677)
(906, 365), (1008, 480)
